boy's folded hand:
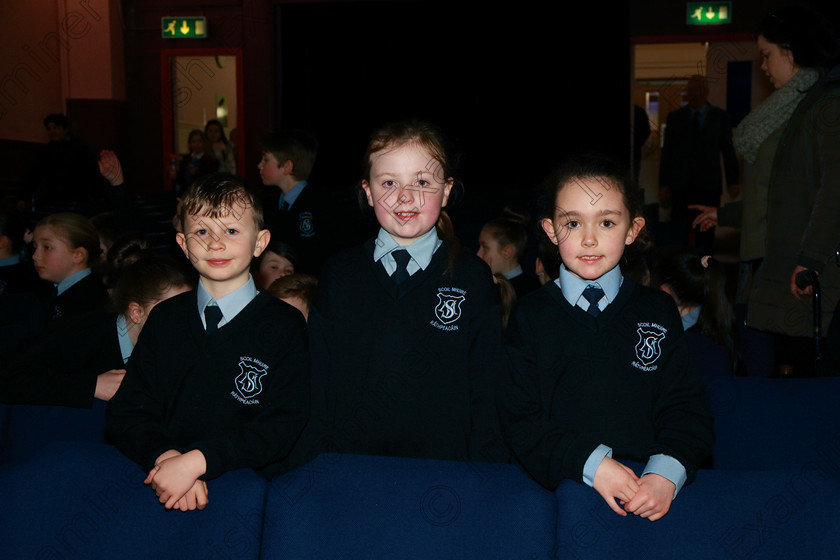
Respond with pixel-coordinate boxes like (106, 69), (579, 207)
(144, 449), (207, 509)
(624, 473), (675, 522)
(174, 480), (209, 511)
(592, 457), (640, 516)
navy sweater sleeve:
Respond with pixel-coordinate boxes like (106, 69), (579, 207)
(106, 305), (188, 472)
(500, 297), (603, 490)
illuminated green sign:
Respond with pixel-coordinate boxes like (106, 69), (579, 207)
(162, 17), (207, 38)
(686, 2), (732, 25)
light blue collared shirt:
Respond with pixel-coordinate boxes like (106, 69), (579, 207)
(373, 227), (442, 278)
(116, 314), (134, 364)
(502, 265), (524, 281)
(279, 180), (308, 210)
(197, 275), (259, 330)
(56, 268), (91, 296)
(556, 264), (622, 314)
(0, 255), (20, 267)
(682, 305), (701, 331)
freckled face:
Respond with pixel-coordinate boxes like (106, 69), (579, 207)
(758, 34), (799, 89)
(362, 142), (453, 246)
(176, 202), (269, 298)
(541, 177), (644, 281)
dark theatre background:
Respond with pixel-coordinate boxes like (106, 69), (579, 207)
(119, 0), (631, 228)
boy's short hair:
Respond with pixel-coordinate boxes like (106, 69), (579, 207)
(43, 113), (69, 129)
(260, 130), (319, 181)
(179, 172), (264, 231)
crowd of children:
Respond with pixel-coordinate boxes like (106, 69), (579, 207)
(0, 114), (801, 519)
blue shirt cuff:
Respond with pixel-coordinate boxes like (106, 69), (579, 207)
(643, 454), (687, 498)
(582, 444), (613, 487)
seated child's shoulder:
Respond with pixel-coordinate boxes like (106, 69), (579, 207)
(627, 281), (683, 324)
(632, 281), (679, 309)
(254, 291), (307, 328)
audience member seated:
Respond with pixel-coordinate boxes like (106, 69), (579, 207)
(651, 247), (736, 377)
(267, 273), (317, 322)
(254, 240), (298, 290)
(477, 217), (540, 299)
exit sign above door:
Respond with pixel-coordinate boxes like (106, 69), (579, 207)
(162, 17), (208, 38)
(686, 2), (732, 25)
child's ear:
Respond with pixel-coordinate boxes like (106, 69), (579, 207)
(540, 218), (560, 246)
(625, 216), (646, 245)
(72, 246), (87, 265)
(501, 243), (516, 260)
(281, 159), (294, 175)
(175, 232), (189, 257)
(253, 229), (270, 257)
(361, 181), (375, 208)
(127, 301), (145, 325)
(441, 178), (454, 207)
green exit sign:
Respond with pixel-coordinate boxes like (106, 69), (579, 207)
(162, 17), (207, 38)
(686, 2), (732, 25)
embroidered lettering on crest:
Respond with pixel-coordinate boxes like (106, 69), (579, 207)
(299, 211), (315, 237)
(232, 357), (268, 404)
(430, 288), (466, 331)
(631, 323), (667, 371)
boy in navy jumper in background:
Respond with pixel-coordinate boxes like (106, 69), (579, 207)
(107, 173), (309, 511)
(258, 130), (333, 275)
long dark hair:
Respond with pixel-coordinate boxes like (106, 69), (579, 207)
(759, 6), (840, 71)
(651, 247), (735, 354)
(540, 153), (650, 276)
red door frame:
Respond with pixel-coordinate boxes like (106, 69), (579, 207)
(160, 48), (245, 188)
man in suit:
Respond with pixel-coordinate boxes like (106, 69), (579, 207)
(659, 76), (739, 252)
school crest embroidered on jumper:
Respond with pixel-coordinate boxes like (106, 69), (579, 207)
(231, 357), (268, 404)
(430, 287), (467, 331)
(298, 211), (315, 237)
(631, 323), (667, 372)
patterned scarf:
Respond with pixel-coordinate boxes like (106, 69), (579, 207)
(733, 68), (819, 164)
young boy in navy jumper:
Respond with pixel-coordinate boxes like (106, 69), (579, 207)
(500, 155), (713, 521)
(107, 173), (309, 511)
(258, 130), (332, 274)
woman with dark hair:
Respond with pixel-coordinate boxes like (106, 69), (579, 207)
(690, 5), (840, 376)
(750, 6), (840, 376)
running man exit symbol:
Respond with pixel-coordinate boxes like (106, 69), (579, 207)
(686, 2), (732, 25)
(161, 17), (208, 38)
